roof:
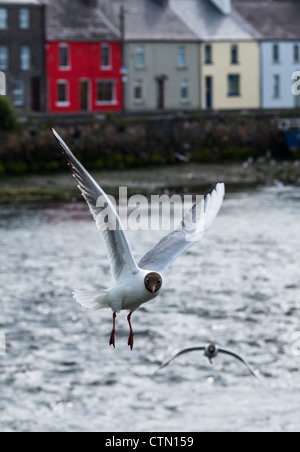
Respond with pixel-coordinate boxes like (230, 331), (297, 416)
(0, 0), (44, 5)
(46, 0), (120, 42)
(169, 0), (253, 41)
(111, 0), (198, 41)
(233, 0), (300, 40)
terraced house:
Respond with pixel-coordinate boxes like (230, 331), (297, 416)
(0, 0), (46, 111)
(46, 0), (122, 113)
(170, 0), (260, 110)
(3, 0), (300, 114)
(111, 0), (200, 112)
(234, 0), (300, 110)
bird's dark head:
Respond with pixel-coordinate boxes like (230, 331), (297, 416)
(144, 272), (162, 294)
(205, 343), (219, 360)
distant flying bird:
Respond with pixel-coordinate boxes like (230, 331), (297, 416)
(152, 343), (260, 380)
(53, 130), (225, 350)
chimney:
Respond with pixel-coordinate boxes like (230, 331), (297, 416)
(210, 0), (231, 15)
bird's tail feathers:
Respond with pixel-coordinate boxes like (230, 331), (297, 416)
(73, 290), (109, 311)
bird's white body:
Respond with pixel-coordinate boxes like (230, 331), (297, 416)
(108, 269), (160, 313)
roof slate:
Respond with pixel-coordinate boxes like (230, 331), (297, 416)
(46, 0), (120, 42)
(111, 0), (198, 41)
(233, 0), (300, 40)
(0, 0), (44, 5)
(169, 0), (253, 41)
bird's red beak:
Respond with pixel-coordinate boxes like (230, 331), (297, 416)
(151, 286), (156, 293)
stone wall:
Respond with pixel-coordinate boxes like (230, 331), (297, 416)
(0, 112), (291, 174)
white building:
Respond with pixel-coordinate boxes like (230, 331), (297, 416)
(234, 0), (300, 109)
(261, 41), (300, 109)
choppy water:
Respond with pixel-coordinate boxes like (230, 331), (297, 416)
(0, 184), (300, 432)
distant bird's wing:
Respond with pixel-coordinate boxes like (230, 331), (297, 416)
(152, 346), (206, 377)
(153, 344), (261, 382)
(139, 183), (225, 274)
(52, 129), (139, 282)
(218, 348), (259, 380)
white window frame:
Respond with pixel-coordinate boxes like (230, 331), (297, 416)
(19, 7), (30, 29)
(180, 79), (189, 103)
(96, 79), (116, 105)
(134, 80), (144, 104)
(59, 43), (71, 70)
(56, 80), (70, 107)
(205, 44), (213, 64)
(20, 46), (31, 70)
(136, 46), (145, 68)
(231, 44), (239, 64)
(0, 8), (8, 29)
(177, 46), (186, 68)
(0, 46), (8, 70)
(273, 74), (280, 99)
(294, 44), (300, 64)
(228, 74), (241, 97)
(101, 43), (111, 70)
(273, 43), (280, 64)
(12, 81), (25, 106)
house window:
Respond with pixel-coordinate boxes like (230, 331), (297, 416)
(180, 80), (189, 102)
(0, 71), (5, 95)
(97, 80), (115, 104)
(228, 74), (240, 96)
(12, 81), (24, 106)
(205, 44), (212, 64)
(134, 80), (144, 103)
(273, 44), (279, 63)
(273, 74), (280, 98)
(177, 46), (186, 68)
(20, 46), (31, 70)
(231, 44), (239, 64)
(0, 8), (8, 29)
(294, 45), (300, 64)
(0, 46), (8, 70)
(101, 44), (111, 68)
(56, 81), (69, 106)
(19, 8), (30, 29)
(59, 44), (70, 69)
(136, 46), (145, 68)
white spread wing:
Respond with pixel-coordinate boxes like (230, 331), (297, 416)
(53, 129), (139, 282)
(138, 183), (225, 274)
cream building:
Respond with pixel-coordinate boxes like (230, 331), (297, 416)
(201, 41), (260, 110)
(170, 0), (260, 110)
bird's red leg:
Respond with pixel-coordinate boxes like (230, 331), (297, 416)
(127, 312), (134, 350)
(109, 311), (117, 348)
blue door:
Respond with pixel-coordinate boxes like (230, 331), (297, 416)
(206, 76), (213, 109)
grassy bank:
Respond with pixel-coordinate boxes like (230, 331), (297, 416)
(0, 161), (299, 204)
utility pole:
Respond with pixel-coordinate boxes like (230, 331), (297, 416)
(120, 5), (127, 113)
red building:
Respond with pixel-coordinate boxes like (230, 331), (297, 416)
(46, 0), (122, 113)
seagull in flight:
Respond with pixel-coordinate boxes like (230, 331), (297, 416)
(153, 343), (260, 380)
(53, 130), (225, 350)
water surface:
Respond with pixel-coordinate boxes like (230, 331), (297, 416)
(0, 185), (299, 432)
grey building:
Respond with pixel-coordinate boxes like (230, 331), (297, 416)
(111, 0), (200, 112)
(0, 0), (46, 111)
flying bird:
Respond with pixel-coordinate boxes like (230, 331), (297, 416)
(53, 130), (225, 350)
(152, 343), (260, 380)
